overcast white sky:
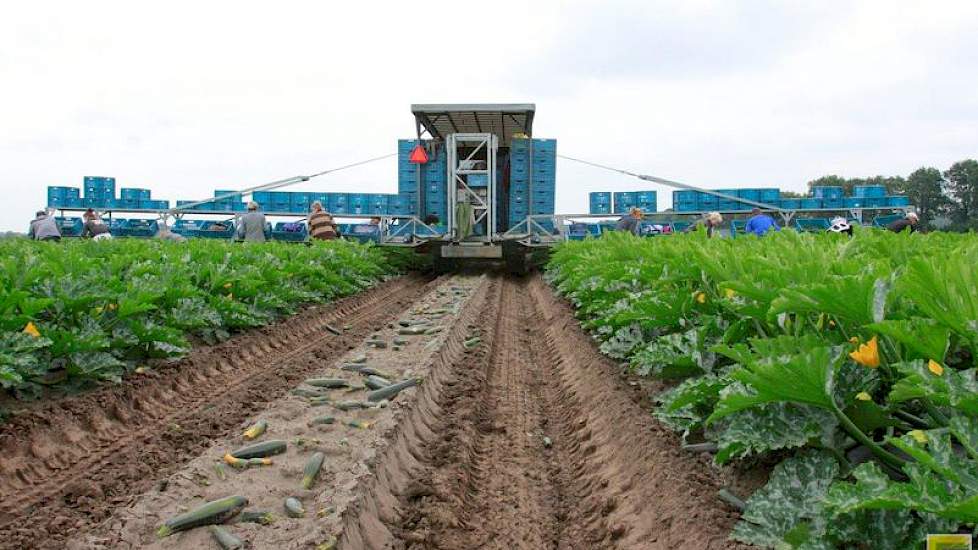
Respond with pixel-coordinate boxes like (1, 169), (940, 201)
(2, 0), (977, 231)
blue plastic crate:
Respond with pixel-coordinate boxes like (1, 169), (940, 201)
(737, 189), (761, 201)
(271, 222), (309, 242)
(800, 198), (822, 209)
(844, 197), (864, 208)
(864, 197), (887, 208)
(198, 220), (235, 239)
(779, 198), (802, 209)
(887, 196), (910, 207)
(822, 198), (844, 209)
(252, 191), (271, 205)
(759, 188), (781, 202)
(853, 185), (886, 198)
(123, 219), (159, 237)
(812, 186), (844, 200)
(55, 217), (84, 237)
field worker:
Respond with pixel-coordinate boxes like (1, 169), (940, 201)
(81, 210), (112, 240)
(236, 202), (268, 242)
(28, 210), (61, 241)
(744, 208), (780, 236)
(685, 212), (723, 237)
(887, 212), (919, 234)
(827, 217), (853, 237)
(616, 207), (643, 235)
(308, 201), (339, 240)
(369, 216), (381, 226)
(156, 223), (187, 242)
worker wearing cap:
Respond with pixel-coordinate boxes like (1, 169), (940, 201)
(886, 212), (919, 234)
(827, 217), (854, 237)
(744, 208), (780, 237)
(615, 207), (643, 235)
(236, 201), (268, 242)
(29, 210), (61, 241)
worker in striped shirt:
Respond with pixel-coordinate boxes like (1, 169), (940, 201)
(308, 201), (340, 240)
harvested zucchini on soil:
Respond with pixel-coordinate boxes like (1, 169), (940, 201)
(302, 452), (326, 489)
(223, 454), (273, 469)
(284, 497), (305, 518)
(208, 525), (244, 549)
(308, 415), (336, 426)
(237, 510), (275, 525)
(305, 378), (350, 388)
(230, 439), (287, 459)
(324, 324), (341, 335)
(213, 463), (228, 480)
(346, 419), (373, 429)
(156, 495), (248, 537)
(367, 378), (420, 402)
(242, 419), (267, 440)
(364, 375), (392, 390)
(397, 326), (428, 335)
(357, 367), (393, 378)
(464, 337), (481, 348)
(332, 400), (367, 411)
(292, 387), (330, 398)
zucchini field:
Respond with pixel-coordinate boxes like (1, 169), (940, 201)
(548, 229), (978, 548)
(0, 230), (974, 549)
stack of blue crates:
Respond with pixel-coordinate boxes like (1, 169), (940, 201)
(120, 188), (151, 210)
(613, 191), (657, 213)
(811, 186), (844, 209)
(423, 152), (447, 222)
(853, 186), (886, 198)
(509, 139), (556, 228)
(589, 192), (612, 214)
(47, 186), (82, 208)
(83, 176), (116, 207)
(673, 190), (699, 212)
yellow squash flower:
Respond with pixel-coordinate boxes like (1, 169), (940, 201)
(695, 292), (706, 304)
(849, 336), (880, 368)
(227, 293), (234, 300)
(724, 288), (736, 299)
(848, 336), (859, 344)
(927, 360), (944, 376)
(23, 322), (41, 338)
(223, 282), (233, 289)
(855, 392), (872, 401)
(908, 430), (928, 444)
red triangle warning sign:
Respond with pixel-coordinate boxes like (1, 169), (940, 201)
(408, 144), (429, 164)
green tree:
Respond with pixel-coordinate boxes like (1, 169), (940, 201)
(944, 159), (978, 231)
(895, 167), (949, 227)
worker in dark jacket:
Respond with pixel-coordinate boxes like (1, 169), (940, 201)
(236, 201), (268, 242)
(744, 208), (780, 236)
(81, 210), (112, 240)
(615, 207), (643, 235)
(887, 212), (918, 233)
(28, 211), (61, 241)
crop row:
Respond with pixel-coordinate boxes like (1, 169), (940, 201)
(0, 239), (416, 399)
(547, 230), (978, 549)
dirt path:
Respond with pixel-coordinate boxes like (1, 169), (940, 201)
(344, 275), (748, 549)
(0, 274), (435, 550)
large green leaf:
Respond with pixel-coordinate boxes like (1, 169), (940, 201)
(866, 318), (950, 362)
(712, 401), (837, 464)
(889, 361), (978, 416)
(731, 450), (840, 547)
(708, 346), (841, 423)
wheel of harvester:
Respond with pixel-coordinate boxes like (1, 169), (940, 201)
(504, 250), (530, 276)
(432, 254), (457, 274)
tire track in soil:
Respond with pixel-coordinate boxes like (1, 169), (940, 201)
(0, 274), (438, 550)
(343, 274), (749, 550)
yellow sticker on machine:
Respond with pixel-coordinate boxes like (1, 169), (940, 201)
(927, 534), (972, 550)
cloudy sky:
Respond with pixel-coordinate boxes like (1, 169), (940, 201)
(2, 0), (976, 231)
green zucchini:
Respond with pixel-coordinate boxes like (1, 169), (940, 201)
(346, 419), (373, 429)
(305, 378), (350, 388)
(340, 364), (366, 372)
(367, 339), (388, 348)
(349, 353), (367, 363)
(332, 400), (366, 411)
(292, 387), (330, 398)
(230, 440), (287, 459)
(397, 326), (428, 335)
(224, 454), (273, 469)
(237, 510), (275, 525)
(357, 367), (393, 378)
(364, 375), (392, 390)
(464, 337), (481, 348)
(301, 452), (326, 489)
(242, 419), (267, 440)
(156, 495), (248, 537)
(308, 415), (336, 426)
(284, 497), (305, 518)
(424, 326), (443, 335)
(213, 463), (228, 481)
(208, 525), (244, 549)
(366, 378), (421, 402)
(324, 324), (341, 335)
